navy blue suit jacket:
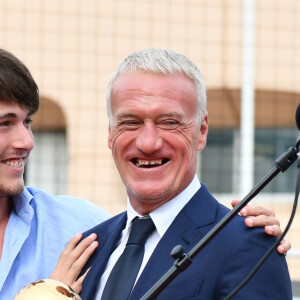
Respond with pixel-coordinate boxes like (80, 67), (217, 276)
(80, 185), (292, 299)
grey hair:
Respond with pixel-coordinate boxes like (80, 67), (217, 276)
(106, 48), (207, 125)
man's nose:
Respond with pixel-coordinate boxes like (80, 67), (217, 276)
(13, 126), (34, 151)
(136, 123), (163, 153)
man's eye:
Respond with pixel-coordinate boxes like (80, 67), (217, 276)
(0, 121), (10, 127)
(24, 119), (33, 126)
(157, 120), (179, 130)
(119, 120), (141, 129)
(124, 121), (139, 125)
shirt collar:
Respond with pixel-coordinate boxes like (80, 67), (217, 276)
(11, 188), (34, 223)
(126, 174), (201, 238)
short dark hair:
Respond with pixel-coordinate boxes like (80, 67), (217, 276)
(0, 49), (39, 114)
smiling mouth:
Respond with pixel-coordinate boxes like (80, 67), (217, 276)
(2, 159), (24, 168)
(133, 158), (169, 168)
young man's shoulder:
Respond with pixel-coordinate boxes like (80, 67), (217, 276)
(24, 186), (111, 224)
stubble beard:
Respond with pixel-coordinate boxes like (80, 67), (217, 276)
(0, 181), (24, 197)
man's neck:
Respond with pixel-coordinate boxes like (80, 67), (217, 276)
(0, 196), (12, 259)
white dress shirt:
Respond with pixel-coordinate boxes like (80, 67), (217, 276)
(95, 175), (201, 299)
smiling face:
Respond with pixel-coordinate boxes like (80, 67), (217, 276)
(0, 102), (34, 198)
(108, 71), (208, 214)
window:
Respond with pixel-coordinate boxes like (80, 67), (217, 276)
(254, 128), (298, 193)
(25, 131), (68, 195)
(199, 128), (298, 194)
(200, 129), (235, 193)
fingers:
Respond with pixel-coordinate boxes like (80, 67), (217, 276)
(54, 233), (97, 272)
(69, 233), (98, 265)
(55, 233), (81, 266)
(231, 199), (240, 208)
(232, 200), (292, 255)
(277, 239), (291, 254)
(232, 199), (276, 216)
(70, 267), (91, 294)
(54, 233), (83, 269)
(67, 234), (98, 277)
(265, 225), (282, 238)
(231, 200), (279, 227)
(239, 203), (276, 218)
(244, 215), (279, 228)
(63, 232), (83, 253)
(50, 233), (98, 287)
(265, 225), (291, 254)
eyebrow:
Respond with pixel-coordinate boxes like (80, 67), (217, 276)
(116, 113), (138, 119)
(0, 112), (32, 120)
(0, 112), (18, 120)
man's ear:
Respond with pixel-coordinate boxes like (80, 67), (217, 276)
(197, 114), (208, 151)
(108, 125), (112, 149)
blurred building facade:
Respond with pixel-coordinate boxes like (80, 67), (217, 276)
(0, 0), (299, 284)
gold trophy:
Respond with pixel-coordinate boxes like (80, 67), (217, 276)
(14, 279), (82, 300)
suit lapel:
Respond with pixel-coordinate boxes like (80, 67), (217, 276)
(81, 213), (127, 299)
(130, 185), (218, 299)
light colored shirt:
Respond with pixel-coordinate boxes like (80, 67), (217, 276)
(95, 175), (201, 299)
(0, 186), (111, 300)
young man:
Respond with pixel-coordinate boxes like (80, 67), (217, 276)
(0, 49), (111, 300)
(78, 48), (293, 299)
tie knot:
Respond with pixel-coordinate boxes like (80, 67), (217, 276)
(127, 216), (155, 246)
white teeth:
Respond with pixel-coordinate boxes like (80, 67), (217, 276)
(135, 159), (163, 167)
(5, 159), (23, 168)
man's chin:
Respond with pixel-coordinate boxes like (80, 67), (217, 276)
(128, 185), (172, 203)
(0, 183), (24, 197)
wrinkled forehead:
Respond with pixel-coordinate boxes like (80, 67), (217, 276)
(110, 71), (198, 121)
(111, 71), (197, 100)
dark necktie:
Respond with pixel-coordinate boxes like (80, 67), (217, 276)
(101, 216), (155, 300)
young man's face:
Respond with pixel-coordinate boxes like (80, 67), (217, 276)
(0, 102), (34, 197)
(108, 71), (208, 214)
